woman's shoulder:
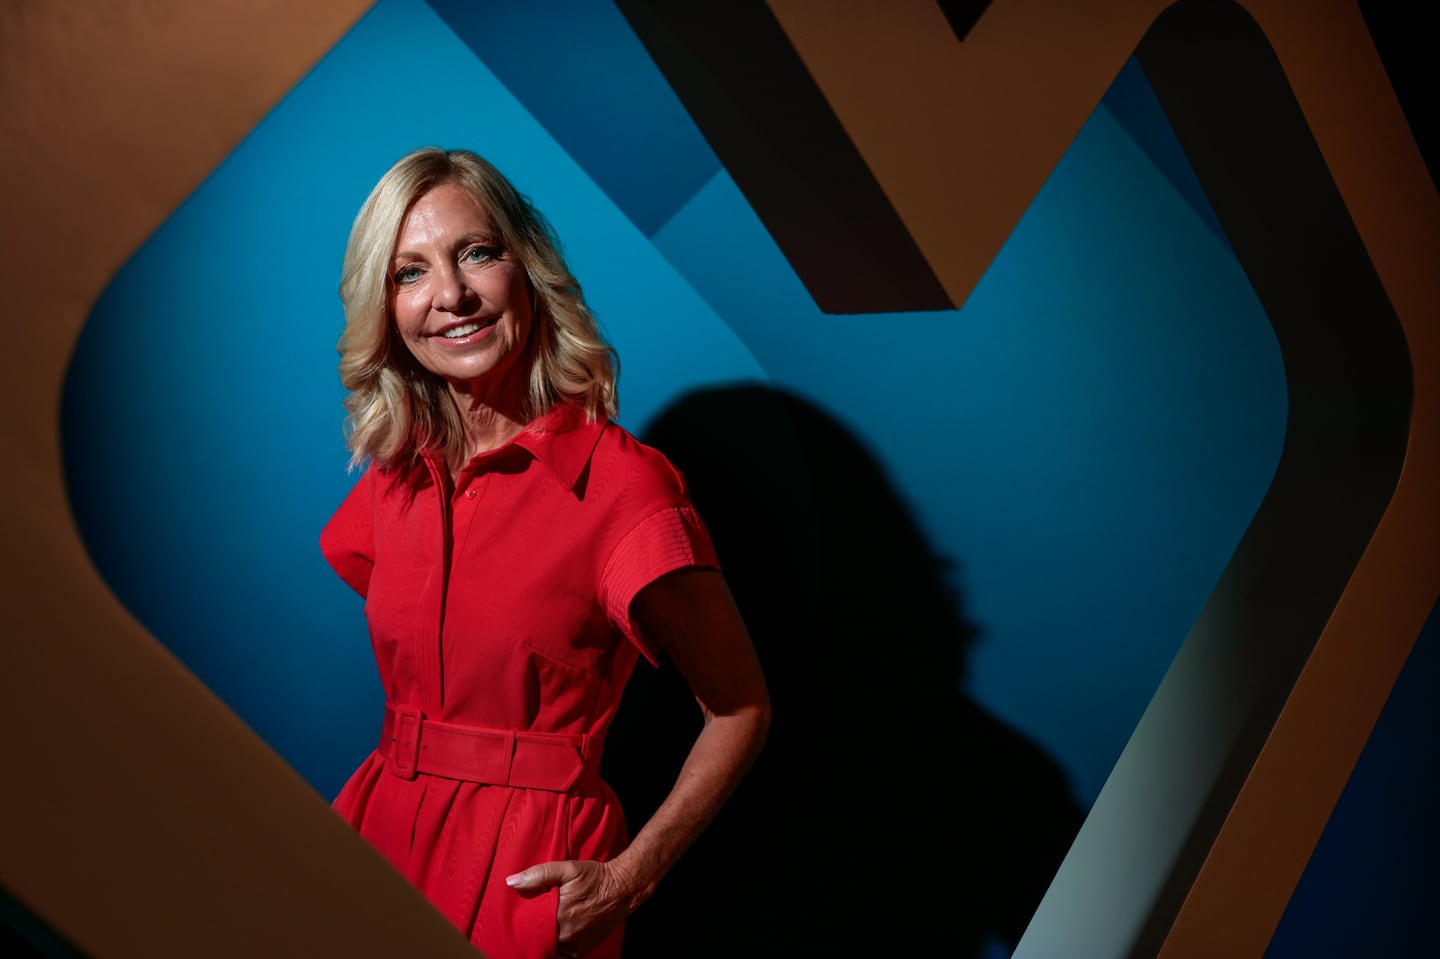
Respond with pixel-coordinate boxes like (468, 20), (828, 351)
(590, 418), (692, 504)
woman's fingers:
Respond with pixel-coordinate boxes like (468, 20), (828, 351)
(504, 860), (578, 893)
(507, 859), (631, 955)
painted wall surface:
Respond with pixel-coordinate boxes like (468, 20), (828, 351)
(4, 0), (1428, 956)
(62, 0), (1282, 812)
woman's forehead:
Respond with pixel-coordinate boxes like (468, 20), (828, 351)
(395, 183), (499, 250)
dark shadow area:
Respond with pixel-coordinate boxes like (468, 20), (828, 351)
(604, 384), (1085, 957)
(0, 888), (88, 959)
(1356, 0), (1437, 190)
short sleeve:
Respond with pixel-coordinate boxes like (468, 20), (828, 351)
(599, 505), (719, 665)
(319, 466), (376, 599)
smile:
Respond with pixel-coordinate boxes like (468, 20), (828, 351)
(442, 322), (485, 339)
(433, 317), (498, 341)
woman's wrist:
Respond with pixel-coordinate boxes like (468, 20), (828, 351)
(615, 840), (669, 905)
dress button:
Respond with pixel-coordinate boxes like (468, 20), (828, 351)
(465, 488), (477, 499)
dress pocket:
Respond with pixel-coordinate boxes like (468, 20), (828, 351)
(520, 635), (605, 675)
(540, 884), (562, 959)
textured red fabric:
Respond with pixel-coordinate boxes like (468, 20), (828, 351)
(320, 404), (718, 958)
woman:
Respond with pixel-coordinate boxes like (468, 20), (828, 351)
(320, 147), (770, 959)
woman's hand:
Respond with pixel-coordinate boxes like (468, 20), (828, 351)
(505, 858), (639, 958)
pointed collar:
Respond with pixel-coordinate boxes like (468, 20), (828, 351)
(511, 402), (608, 491)
(416, 402), (607, 491)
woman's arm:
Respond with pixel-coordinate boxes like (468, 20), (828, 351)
(505, 567), (770, 956)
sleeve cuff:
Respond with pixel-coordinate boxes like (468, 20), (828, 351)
(599, 506), (720, 665)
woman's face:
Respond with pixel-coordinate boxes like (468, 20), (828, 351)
(389, 181), (532, 396)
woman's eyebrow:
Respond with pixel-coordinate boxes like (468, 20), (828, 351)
(391, 232), (499, 263)
(455, 230), (500, 248)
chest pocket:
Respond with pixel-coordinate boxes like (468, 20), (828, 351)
(518, 587), (612, 675)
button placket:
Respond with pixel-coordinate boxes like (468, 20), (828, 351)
(451, 473), (491, 568)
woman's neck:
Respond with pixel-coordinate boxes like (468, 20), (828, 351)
(446, 379), (530, 476)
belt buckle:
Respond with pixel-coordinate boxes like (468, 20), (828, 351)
(389, 704), (423, 780)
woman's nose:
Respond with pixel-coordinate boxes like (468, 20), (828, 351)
(433, 266), (474, 312)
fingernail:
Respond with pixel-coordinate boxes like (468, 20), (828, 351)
(505, 873), (522, 887)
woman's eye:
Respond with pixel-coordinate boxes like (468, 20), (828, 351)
(393, 265), (423, 284)
(463, 245), (500, 264)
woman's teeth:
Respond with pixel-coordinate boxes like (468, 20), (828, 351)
(443, 322), (484, 339)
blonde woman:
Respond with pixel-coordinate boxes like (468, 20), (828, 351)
(321, 148), (769, 959)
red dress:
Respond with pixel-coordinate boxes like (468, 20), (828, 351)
(320, 404), (717, 959)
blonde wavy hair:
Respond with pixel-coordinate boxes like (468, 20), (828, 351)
(337, 147), (618, 469)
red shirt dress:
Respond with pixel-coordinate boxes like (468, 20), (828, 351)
(320, 403), (717, 958)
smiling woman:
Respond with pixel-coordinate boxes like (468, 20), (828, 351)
(321, 147), (770, 959)
(388, 183), (533, 403)
(336, 148), (622, 472)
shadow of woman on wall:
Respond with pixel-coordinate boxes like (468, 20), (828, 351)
(604, 383), (1085, 957)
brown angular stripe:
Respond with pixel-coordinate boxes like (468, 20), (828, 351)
(616, 0), (953, 314)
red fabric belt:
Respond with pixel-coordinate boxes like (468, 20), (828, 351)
(379, 703), (601, 793)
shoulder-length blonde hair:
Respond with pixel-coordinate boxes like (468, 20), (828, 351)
(337, 147), (618, 469)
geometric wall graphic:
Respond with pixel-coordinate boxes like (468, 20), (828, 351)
(52, 3), (1302, 950)
(3, 1), (1435, 958)
(60, 0), (1283, 828)
(610, 0), (956, 314)
(1021, 0), (1412, 952)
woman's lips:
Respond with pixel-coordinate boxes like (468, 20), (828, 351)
(432, 317), (498, 344)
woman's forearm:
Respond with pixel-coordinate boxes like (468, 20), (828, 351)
(611, 567), (771, 907)
(609, 700), (770, 906)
